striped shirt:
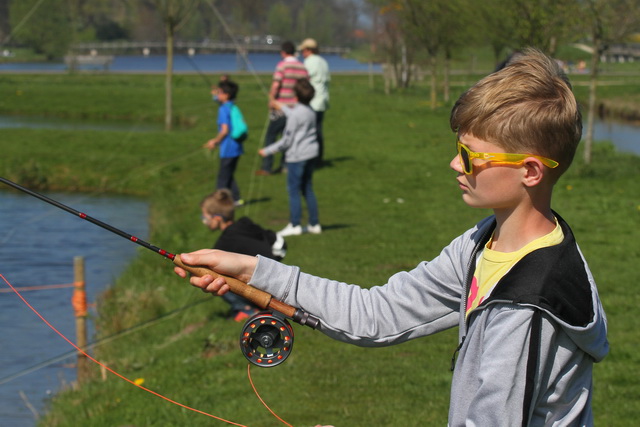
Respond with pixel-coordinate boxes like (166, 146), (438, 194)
(273, 56), (309, 106)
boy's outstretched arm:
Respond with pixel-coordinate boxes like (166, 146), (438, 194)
(205, 123), (229, 150)
(173, 249), (258, 295)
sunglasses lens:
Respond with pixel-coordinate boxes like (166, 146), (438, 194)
(458, 144), (472, 173)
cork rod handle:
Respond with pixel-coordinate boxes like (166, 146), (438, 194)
(172, 254), (296, 317)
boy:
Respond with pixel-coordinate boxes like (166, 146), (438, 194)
(176, 49), (608, 426)
(259, 78), (321, 236)
(200, 189), (286, 321)
(205, 79), (245, 206)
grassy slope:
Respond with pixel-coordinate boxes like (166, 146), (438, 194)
(0, 71), (638, 426)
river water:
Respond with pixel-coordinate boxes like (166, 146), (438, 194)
(0, 52), (381, 74)
(591, 119), (640, 156)
(0, 191), (148, 427)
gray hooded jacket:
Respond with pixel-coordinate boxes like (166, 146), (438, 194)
(249, 214), (609, 426)
(262, 103), (318, 163)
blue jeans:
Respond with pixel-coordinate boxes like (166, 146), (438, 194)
(286, 159), (319, 226)
(217, 156), (241, 201)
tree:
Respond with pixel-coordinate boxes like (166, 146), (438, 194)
(267, 1), (293, 40)
(373, 1), (416, 91)
(476, 0), (519, 64)
(477, 0), (577, 65)
(296, 1), (334, 46)
(507, 0), (576, 56)
(149, 0), (200, 131)
(401, 0), (469, 109)
(0, 0), (10, 44)
(577, 0), (640, 164)
(9, 0), (73, 59)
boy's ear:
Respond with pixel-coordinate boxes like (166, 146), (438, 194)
(522, 157), (545, 187)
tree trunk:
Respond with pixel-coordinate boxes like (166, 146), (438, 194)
(584, 38), (601, 165)
(164, 20), (174, 131)
(443, 50), (451, 104)
(429, 54), (437, 110)
(401, 43), (409, 88)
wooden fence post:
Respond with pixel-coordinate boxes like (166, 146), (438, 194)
(72, 256), (89, 384)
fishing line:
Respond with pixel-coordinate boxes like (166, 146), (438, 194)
(1, 272), (296, 426)
(0, 144), (204, 246)
(201, 0), (277, 215)
(247, 363), (294, 427)
(0, 282), (75, 293)
(204, 0), (270, 95)
(0, 0), (47, 46)
(0, 176), (320, 328)
(0, 296), (210, 385)
(0, 272), (248, 426)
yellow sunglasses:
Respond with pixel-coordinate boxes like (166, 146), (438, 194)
(457, 141), (559, 175)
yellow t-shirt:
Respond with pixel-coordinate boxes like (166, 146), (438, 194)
(466, 220), (564, 318)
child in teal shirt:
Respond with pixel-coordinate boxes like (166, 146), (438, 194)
(206, 79), (245, 206)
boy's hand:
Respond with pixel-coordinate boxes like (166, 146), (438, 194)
(269, 99), (283, 111)
(258, 148), (267, 157)
(205, 139), (218, 150)
(173, 249), (258, 295)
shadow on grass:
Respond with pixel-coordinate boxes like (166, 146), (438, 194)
(318, 223), (351, 232)
(241, 196), (271, 206)
(316, 156), (354, 169)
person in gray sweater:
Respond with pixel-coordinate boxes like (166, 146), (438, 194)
(176, 49), (609, 426)
(260, 78), (321, 237)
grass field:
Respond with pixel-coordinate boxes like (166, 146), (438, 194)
(0, 70), (638, 426)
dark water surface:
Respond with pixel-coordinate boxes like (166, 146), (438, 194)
(0, 191), (148, 427)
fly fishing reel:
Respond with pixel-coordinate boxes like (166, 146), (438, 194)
(240, 312), (294, 367)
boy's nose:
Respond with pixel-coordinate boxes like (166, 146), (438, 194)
(449, 155), (463, 173)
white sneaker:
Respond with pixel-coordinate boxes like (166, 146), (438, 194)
(306, 224), (322, 234)
(271, 234), (287, 259)
(278, 223), (302, 237)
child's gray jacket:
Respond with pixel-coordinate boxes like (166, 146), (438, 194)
(262, 103), (318, 163)
(249, 214), (609, 426)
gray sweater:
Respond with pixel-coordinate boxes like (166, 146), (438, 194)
(249, 214), (609, 426)
(262, 103), (318, 162)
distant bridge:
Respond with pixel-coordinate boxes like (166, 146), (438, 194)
(70, 40), (351, 56)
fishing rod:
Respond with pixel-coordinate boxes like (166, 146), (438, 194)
(0, 176), (319, 367)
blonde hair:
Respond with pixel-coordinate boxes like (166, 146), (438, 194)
(450, 48), (582, 179)
(200, 189), (235, 220)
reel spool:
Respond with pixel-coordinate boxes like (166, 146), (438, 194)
(240, 312), (294, 367)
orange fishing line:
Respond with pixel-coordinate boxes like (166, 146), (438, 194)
(247, 363), (294, 427)
(0, 282), (75, 293)
(0, 272), (253, 426)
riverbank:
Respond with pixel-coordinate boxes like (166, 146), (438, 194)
(1, 74), (639, 426)
(0, 192), (149, 427)
(571, 75), (640, 123)
(599, 99), (640, 122)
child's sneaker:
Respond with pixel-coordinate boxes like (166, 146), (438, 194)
(278, 223), (303, 237)
(306, 224), (322, 234)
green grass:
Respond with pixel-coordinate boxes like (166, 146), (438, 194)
(0, 71), (638, 426)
